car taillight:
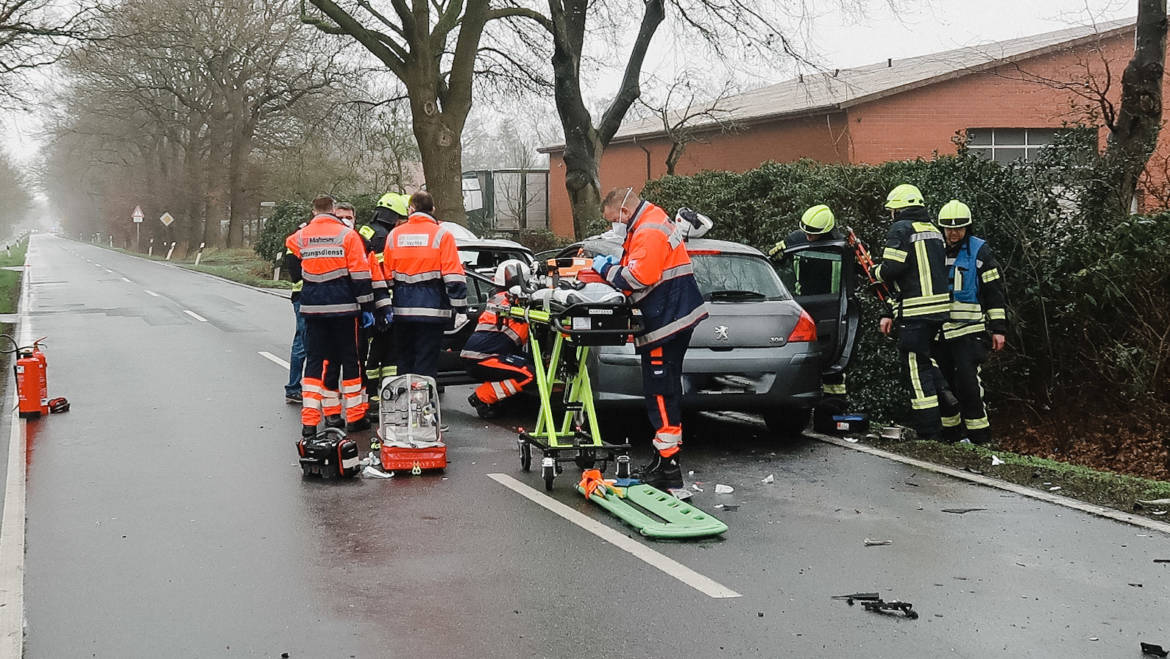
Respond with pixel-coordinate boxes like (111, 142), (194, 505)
(787, 310), (817, 342)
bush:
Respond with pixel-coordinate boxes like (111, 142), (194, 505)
(254, 200), (311, 263)
(641, 147), (1170, 424)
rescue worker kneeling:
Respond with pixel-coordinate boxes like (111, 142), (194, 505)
(462, 260), (534, 419)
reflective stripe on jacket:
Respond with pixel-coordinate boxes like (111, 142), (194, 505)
(285, 214), (374, 317)
(382, 212), (468, 323)
(873, 207), (950, 321)
(943, 235), (1008, 340)
(603, 201), (708, 350)
(460, 292), (528, 360)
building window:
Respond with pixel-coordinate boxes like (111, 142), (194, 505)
(966, 128), (1060, 163)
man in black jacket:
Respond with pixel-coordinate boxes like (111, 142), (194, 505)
(874, 184), (957, 440)
(358, 192), (408, 407)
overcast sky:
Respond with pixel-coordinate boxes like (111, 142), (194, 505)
(0, 0), (1135, 170)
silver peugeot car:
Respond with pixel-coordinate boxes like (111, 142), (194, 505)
(541, 236), (859, 438)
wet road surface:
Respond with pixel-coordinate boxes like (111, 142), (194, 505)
(6, 234), (1169, 657)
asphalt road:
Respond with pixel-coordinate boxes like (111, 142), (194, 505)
(5, 233), (1169, 657)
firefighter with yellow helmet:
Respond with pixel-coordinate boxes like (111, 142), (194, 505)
(357, 192), (410, 410)
(874, 184), (959, 440)
(934, 199), (1008, 444)
(769, 204), (849, 416)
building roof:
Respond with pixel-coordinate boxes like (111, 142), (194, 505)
(539, 18), (1134, 152)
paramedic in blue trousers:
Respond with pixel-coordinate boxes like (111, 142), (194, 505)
(381, 190), (468, 381)
(592, 187), (709, 490)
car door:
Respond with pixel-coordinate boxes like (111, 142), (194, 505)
(437, 271), (497, 383)
(773, 238), (859, 373)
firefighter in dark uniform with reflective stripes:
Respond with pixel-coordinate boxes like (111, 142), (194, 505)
(593, 188), (709, 489)
(873, 184), (958, 440)
(769, 204), (849, 414)
(935, 200), (1008, 444)
(463, 260), (534, 419)
(357, 192), (408, 408)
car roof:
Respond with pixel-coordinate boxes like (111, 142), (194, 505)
(685, 238), (765, 257)
(455, 238), (533, 254)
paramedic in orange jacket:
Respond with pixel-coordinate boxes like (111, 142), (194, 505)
(285, 195), (375, 439)
(462, 260), (533, 418)
(592, 188), (708, 489)
(382, 190), (468, 380)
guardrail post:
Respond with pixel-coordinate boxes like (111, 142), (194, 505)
(165, 242), (176, 261)
(193, 242), (206, 266)
(147, 238), (154, 257)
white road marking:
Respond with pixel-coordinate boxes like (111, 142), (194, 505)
(144, 290), (160, 297)
(121, 277), (131, 283)
(258, 351), (290, 369)
(487, 473), (741, 599)
(0, 240), (34, 656)
(183, 310), (208, 322)
(812, 433), (1170, 536)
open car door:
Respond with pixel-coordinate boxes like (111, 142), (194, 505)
(773, 238), (859, 376)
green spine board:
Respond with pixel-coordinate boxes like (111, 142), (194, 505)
(577, 484), (728, 539)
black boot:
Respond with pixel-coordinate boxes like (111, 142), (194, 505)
(635, 452), (683, 490)
(301, 424), (317, 439)
(346, 417), (371, 432)
(468, 392), (499, 419)
(325, 415), (345, 430)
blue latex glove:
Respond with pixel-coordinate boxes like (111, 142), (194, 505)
(360, 311), (375, 328)
(592, 254), (615, 273)
(375, 309), (393, 332)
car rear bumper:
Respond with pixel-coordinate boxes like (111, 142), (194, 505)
(594, 344), (823, 410)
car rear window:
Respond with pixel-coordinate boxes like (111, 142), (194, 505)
(691, 253), (790, 301)
(458, 248), (531, 272)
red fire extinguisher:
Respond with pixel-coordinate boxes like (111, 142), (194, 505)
(15, 338), (48, 418)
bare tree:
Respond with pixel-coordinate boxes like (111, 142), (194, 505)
(0, 0), (103, 103)
(636, 75), (740, 175)
(301, 1), (542, 226)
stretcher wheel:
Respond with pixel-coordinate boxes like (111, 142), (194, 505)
(542, 464), (555, 491)
(519, 440), (532, 472)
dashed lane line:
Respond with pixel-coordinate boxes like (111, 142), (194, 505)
(487, 473), (741, 599)
(183, 310), (208, 322)
(258, 351), (290, 369)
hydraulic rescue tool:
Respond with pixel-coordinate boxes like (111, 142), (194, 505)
(845, 226), (892, 303)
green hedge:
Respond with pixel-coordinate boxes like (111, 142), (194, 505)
(642, 149), (1170, 423)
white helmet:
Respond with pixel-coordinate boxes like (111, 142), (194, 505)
(493, 259), (531, 287)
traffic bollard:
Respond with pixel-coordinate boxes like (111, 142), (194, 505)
(193, 242), (206, 266)
(148, 238), (154, 257)
(165, 241), (176, 261)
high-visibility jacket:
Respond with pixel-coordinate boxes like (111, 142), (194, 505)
(284, 213), (373, 317)
(359, 211), (401, 314)
(943, 235), (1008, 340)
(382, 212), (468, 323)
(873, 206), (950, 321)
(602, 201), (708, 350)
(460, 291), (529, 360)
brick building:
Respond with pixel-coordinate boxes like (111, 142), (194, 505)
(539, 18), (1161, 237)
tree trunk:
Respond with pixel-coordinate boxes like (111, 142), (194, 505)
(202, 112), (229, 248)
(226, 118), (255, 248)
(1105, 0), (1167, 215)
(407, 79), (468, 226)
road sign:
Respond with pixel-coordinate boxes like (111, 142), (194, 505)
(160, 212), (174, 227)
(132, 205), (144, 223)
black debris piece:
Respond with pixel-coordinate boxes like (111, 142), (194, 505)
(1142, 642), (1169, 657)
(832, 593), (918, 619)
(941, 508), (987, 514)
(1154, 559), (1170, 564)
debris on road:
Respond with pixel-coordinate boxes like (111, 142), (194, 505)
(903, 480), (919, 487)
(1136, 498), (1170, 507)
(963, 466), (983, 475)
(362, 466), (393, 479)
(991, 455), (1004, 466)
(941, 508), (986, 514)
(669, 488), (693, 501)
(1129, 583), (1144, 588)
(832, 593), (917, 619)
(690, 483), (704, 493)
(762, 474), (775, 484)
(864, 538), (892, 547)
(714, 503), (739, 511)
(1142, 642), (1169, 657)
(714, 484), (735, 494)
(1154, 559), (1170, 564)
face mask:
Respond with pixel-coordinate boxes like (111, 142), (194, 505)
(611, 221), (627, 238)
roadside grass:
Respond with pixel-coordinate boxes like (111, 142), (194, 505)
(110, 245), (294, 290)
(876, 438), (1170, 519)
(0, 236), (30, 314)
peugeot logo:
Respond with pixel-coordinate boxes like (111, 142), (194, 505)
(714, 325), (729, 340)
